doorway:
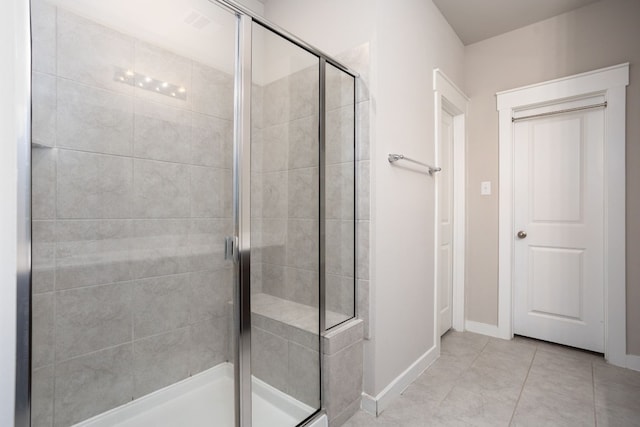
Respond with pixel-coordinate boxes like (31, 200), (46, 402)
(512, 96), (605, 352)
(433, 69), (468, 340)
(496, 63), (629, 366)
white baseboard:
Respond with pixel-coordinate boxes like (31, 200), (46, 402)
(360, 345), (439, 416)
(626, 354), (640, 372)
(464, 320), (503, 339)
(360, 393), (377, 416)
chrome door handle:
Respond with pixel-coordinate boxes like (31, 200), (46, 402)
(517, 230), (527, 239)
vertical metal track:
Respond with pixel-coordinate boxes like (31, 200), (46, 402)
(234, 13), (252, 427)
(318, 58), (327, 407)
(15, 0), (32, 425)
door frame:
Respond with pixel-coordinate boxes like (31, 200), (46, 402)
(496, 63), (629, 367)
(433, 69), (468, 343)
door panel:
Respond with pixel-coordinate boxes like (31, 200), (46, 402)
(514, 98), (605, 352)
(438, 110), (454, 336)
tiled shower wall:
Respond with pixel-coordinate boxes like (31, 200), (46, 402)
(251, 65), (321, 308)
(31, 2), (234, 426)
(251, 43), (371, 331)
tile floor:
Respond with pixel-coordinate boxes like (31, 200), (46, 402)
(344, 331), (640, 426)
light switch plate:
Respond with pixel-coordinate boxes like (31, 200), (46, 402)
(481, 181), (491, 196)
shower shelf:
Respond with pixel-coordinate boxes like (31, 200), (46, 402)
(249, 293), (350, 349)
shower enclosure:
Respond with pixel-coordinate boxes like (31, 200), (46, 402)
(23, 0), (357, 426)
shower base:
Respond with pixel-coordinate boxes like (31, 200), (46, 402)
(74, 363), (325, 427)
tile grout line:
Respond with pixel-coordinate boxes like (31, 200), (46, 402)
(431, 336), (491, 417)
(508, 344), (537, 426)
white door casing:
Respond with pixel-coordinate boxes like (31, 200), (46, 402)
(497, 63), (629, 367)
(433, 69), (468, 344)
(513, 96), (605, 352)
(438, 110), (454, 336)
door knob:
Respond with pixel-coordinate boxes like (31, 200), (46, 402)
(517, 230), (527, 239)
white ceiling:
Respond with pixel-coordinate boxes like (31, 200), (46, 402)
(432, 0), (601, 45)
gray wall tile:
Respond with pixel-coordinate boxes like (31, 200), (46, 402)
(189, 218), (232, 272)
(252, 326), (289, 393)
(190, 165), (232, 218)
(324, 341), (363, 421)
(57, 150), (133, 219)
(326, 220), (355, 277)
(57, 79), (134, 156)
(189, 268), (233, 323)
(57, 9), (134, 94)
(262, 263), (286, 300)
(55, 282), (132, 360)
(134, 99), (191, 163)
(356, 101), (370, 161)
(261, 123), (289, 172)
(262, 171), (288, 218)
(189, 318), (228, 375)
(288, 167), (319, 220)
(133, 329), (190, 398)
(32, 365), (54, 427)
(356, 161), (370, 221)
(191, 63), (233, 120)
(191, 113), (232, 169)
(32, 293), (55, 369)
(32, 72), (56, 147)
(326, 64), (355, 112)
(356, 221), (369, 280)
(287, 115), (319, 170)
(55, 220), (133, 289)
(130, 219), (191, 279)
(357, 280), (370, 339)
(326, 274), (355, 320)
(32, 220), (56, 293)
(32, 148), (56, 220)
(261, 218), (287, 266)
(323, 319), (363, 356)
(326, 163), (355, 221)
(31, 0), (56, 74)
(132, 159), (189, 218)
(288, 342), (320, 408)
(326, 105), (355, 165)
(286, 219), (319, 272)
(263, 75), (292, 127)
(54, 344), (133, 427)
(284, 267), (319, 308)
(133, 274), (190, 338)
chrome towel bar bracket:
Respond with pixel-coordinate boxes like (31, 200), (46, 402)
(388, 153), (441, 175)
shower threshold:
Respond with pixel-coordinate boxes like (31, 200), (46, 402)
(73, 363), (316, 427)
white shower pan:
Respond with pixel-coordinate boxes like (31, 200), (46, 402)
(73, 363), (325, 427)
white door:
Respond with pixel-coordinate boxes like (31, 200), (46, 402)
(438, 110), (454, 336)
(513, 97), (605, 352)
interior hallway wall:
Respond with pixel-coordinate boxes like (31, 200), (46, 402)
(263, 0), (465, 395)
(464, 0), (640, 355)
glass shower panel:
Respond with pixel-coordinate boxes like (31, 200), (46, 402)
(250, 23), (321, 426)
(325, 63), (356, 329)
(30, 0), (237, 425)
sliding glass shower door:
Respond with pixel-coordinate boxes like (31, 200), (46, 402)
(30, 0), (237, 425)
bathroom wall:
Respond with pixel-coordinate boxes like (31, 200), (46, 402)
(464, 0), (640, 356)
(30, 3), (235, 426)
